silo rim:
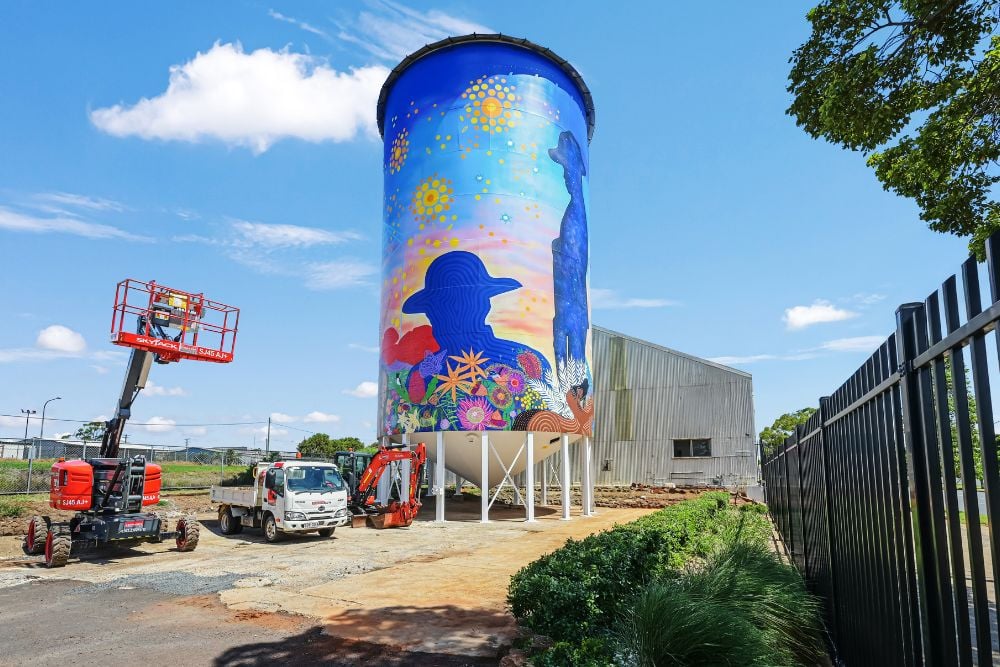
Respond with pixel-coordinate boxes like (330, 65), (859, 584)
(376, 33), (595, 142)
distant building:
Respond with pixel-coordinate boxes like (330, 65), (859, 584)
(582, 326), (756, 487)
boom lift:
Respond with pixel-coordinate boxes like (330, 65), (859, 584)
(349, 443), (427, 529)
(25, 279), (239, 567)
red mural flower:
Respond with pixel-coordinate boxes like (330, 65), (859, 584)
(517, 351), (543, 379)
(382, 325), (439, 366)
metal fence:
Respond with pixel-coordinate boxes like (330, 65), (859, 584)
(762, 234), (1000, 666)
(0, 438), (275, 495)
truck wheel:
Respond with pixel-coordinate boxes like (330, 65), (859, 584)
(219, 507), (243, 535)
(176, 517), (200, 552)
(25, 515), (49, 555)
(263, 513), (283, 543)
(317, 528), (335, 537)
(44, 529), (70, 568)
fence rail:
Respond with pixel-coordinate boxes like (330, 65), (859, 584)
(0, 438), (273, 495)
(763, 234), (1000, 666)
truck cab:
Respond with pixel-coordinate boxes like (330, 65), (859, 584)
(211, 460), (350, 542)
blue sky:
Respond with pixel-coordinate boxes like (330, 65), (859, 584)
(0, 0), (973, 450)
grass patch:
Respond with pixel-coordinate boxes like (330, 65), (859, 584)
(0, 497), (28, 518)
(959, 511), (990, 526)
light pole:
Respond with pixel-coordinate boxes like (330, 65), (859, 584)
(39, 396), (61, 439)
(20, 409), (36, 440)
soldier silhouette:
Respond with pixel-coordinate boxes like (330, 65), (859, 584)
(402, 251), (552, 377)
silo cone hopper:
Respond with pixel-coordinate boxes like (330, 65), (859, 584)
(375, 34), (596, 515)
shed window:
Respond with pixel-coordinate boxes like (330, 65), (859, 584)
(673, 439), (712, 458)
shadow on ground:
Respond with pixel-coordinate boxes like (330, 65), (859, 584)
(213, 625), (499, 667)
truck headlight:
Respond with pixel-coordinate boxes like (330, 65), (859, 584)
(284, 511), (306, 521)
(335, 508), (347, 518)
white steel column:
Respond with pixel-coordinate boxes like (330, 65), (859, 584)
(561, 434), (571, 520)
(541, 460), (548, 505)
(582, 436), (593, 516)
(435, 431), (446, 522)
(480, 433), (489, 523)
(525, 433), (536, 522)
(455, 475), (464, 496)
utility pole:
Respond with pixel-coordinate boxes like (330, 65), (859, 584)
(184, 437), (190, 462)
(265, 417), (271, 456)
(20, 409), (36, 440)
(40, 396), (61, 439)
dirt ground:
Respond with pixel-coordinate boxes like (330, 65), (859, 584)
(0, 490), (689, 665)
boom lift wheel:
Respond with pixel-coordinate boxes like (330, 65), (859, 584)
(25, 515), (50, 555)
(317, 528), (335, 537)
(263, 513), (283, 543)
(219, 507), (243, 535)
(44, 529), (71, 568)
(175, 517), (200, 552)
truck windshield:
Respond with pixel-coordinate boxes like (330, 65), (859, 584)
(285, 466), (346, 492)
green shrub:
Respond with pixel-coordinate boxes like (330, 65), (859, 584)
(534, 638), (616, 667)
(619, 539), (825, 667)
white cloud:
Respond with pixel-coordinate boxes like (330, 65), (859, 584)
(91, 365), (109, 374)
(850, 293), (887, 306)
(144, 380), (187, 397)
(783, 300), (858, 330)
(306, 260), (377, 290)
(183, 426), (208, 436)
(344, 381), (378, 398)
(270, 412), (297, 422)
(349, 343), (379, 353)
(0, 415), (29, 429)
(336, 1), (492, 62)
(591, 288), (678, 310)
(32, 191), (125, 213)
(268, 9), (331, 39)
(90, 42), (389, 154)
(819, 336), (885, 353)
(707, 354), (778, 365)
(232, 220), (361, 248)
(37, 325), (87, 353)
(304, 411), (341, 423)
(0, 206), (147, 241)
(143, 416), (176, 433)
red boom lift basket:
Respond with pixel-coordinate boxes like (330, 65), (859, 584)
(109, 279), (239, 363)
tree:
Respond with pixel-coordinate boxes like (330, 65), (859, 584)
(788, 1), (1000, 256)
(298, 433), (334, 458)
(74, 421), (105, 442)
(760, 408), (817, 457)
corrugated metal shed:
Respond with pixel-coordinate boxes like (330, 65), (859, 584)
(580, 325), (757, 486)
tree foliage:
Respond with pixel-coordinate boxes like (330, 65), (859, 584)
(760, 408), (817, 456)
(297, 434), (368, 458)
(74, 421), (105, 442)
(788, 1), (1000, 256)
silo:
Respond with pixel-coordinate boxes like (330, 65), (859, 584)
(376, 34), (595, 519)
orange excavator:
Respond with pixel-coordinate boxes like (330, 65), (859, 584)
(349, 443), (427, 529)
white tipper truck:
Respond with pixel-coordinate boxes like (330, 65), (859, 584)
(210, 460), (350, 542)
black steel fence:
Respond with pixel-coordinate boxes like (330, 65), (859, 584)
(762, 234), (1000, 666)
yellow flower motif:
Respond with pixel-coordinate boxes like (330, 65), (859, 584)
(410, 174), (454, 223)
(434, 360), (473, 403)
(462, 76), (521, 134)
(450, 349), (489, 381)
(388, 128), (409, 174)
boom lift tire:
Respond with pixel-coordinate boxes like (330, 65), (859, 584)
(175, 517), (200, 552)
(25, 515), (49, 555)
(263, 513), (283, 543)
(44, 529), (71, 568)
(219, 507), (243, 535)
(317, 528), (335, 537)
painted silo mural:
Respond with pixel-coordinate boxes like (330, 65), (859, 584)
(378, 36), (594, 439)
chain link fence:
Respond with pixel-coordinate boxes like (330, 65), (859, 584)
(0, 438), (279, 495)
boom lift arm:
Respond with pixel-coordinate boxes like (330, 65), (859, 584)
(100, 348), (153, 458)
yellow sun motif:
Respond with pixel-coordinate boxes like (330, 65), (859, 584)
(388, 128), (409, 174)
(410, 175), (454, 223)
(461, 76), (521, 134)
(450, 349), (490, 381)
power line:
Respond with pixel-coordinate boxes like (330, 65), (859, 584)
(0, 413), (267, 427)
(270, 421), (321, 435)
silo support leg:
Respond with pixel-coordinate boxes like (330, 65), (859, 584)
(435, 431), (445, 523)
(480, 433), (489, 523)
(582, 436), (593, 516)
(525, 433), (536, 522)
(561, 434), (571, 520)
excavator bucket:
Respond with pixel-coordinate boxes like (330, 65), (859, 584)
(351, 513), (369, 529)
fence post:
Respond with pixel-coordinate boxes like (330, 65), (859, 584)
(896, 302), (946, 666)
(817, 396), (840, 646)
(26, 439), (34, 494)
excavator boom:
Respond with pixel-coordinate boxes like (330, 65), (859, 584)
(350, 443), (427, 528)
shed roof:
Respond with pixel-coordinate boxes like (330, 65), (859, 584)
(593, 325), (752, 379)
